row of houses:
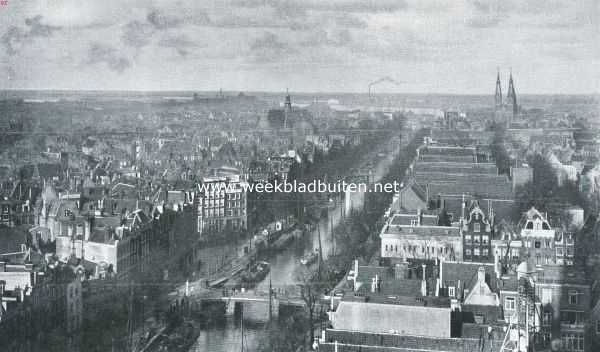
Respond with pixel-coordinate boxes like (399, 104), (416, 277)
(321, 136), (595, 351)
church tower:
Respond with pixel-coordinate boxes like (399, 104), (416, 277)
(506, 71), (518, 117)
(284, 89), (292, 129)
(494, 69), (503, 109)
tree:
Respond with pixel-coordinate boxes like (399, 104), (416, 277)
(295, 265), (332, 348)
(489, 123), (511, 175)
(255, 314), (307, 352)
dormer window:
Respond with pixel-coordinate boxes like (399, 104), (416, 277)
(474, 223), (481, 233)
(448, 286), (455, 298)
(526, 221), (533, 229)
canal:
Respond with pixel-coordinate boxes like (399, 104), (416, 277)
(187, 136), (403, 352)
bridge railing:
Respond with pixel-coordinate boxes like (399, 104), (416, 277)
(221, 284), (303, 299)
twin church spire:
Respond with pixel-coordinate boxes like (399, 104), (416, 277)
(494, 69), (518, 117)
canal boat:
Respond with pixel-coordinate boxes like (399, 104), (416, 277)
(150, 319), (199, 352)
(240, 261), (270, 286)
(300, 250), (319, 265)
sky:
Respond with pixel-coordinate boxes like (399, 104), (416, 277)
(0, 0), (598, 94)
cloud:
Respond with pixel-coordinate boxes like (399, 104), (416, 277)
(235, 0), (407, 13)
(305, 29), (354, 47)
(213, 14), (287, 28)
(321, 0), (407, 12)
(86, 42), (131, 73)
(121, 20), (154, 49)
(465, 0), (507, 28)
(121, 9), (211, 49)
(147, 10), (182, 30)
(1, 27), (26, 56)
(158, 34), (198, 57)
(250, 32), (287, 51)
(1, 15), (61, 56)
(25, 15), (61, 37)
(249, 32), (296, 62)
(334, 13), (368, 28)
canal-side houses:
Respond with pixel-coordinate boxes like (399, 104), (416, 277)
(380, 212), (462, 262)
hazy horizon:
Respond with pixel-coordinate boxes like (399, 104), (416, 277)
(1, 88), (599, 97)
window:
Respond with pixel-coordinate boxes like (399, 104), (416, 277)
(474, 223), (481, 233)
(545, 239), (551, 248)
(465, 249), (472, 256)
(566, 234), (574, 245)
(385, 245), (388, 251)
(482, 248), (489, 257)
(543, 312), (552, 325)
(569, 291), (579, 305)
(561, 311), (584, 325)
(505, 297), (516, 310)
(526, 221), (533, 229)
(482, 235), (489, 244)
(511, 248), (519, 258)
(474, 248), (480, 256)
(566, 246), (574, 257)
(448, 286), (455, 298)
(596, 320), (600, 334)
(541, 288), (552, 304)
(465, 234), (472, 243)
(556, 247), (564, 257)
(535, 241), (541, 249)
(561, 333), (584, 351)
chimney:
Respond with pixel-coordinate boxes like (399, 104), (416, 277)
(461, 194), (466, 220)
(421, 264), (427, 296)
(353, 260), (358, 291)
(494, 247), (501, 278)
(477, 267), (486, 283)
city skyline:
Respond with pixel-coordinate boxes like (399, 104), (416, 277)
(1, 0), (598, 94)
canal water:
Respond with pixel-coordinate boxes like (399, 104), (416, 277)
(188, 137), (402, 351)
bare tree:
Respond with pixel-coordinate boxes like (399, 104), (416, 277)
(295, 265), (327, 349)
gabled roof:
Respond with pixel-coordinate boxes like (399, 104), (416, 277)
(441, 261), (498, 293)
(463, 267), (499, 306)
